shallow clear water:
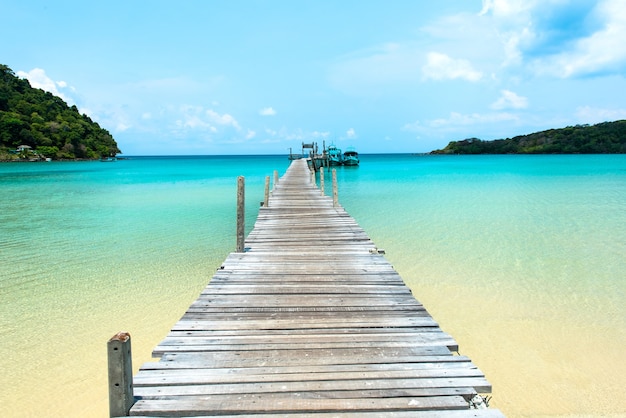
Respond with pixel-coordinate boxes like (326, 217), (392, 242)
(1, 154), (625, 417)
(333, 155), (626, 416)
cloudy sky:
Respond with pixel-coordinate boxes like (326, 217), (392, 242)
(3, 0), (626, 155)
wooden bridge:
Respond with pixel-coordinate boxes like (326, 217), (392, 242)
(110, 158), (503, 417)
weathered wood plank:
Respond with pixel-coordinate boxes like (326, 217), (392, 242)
(158, 332), (452, 345)
(156, 345), (455, 363)
(130, 395), (471, 415)
(170, 316), (439, 331)
(139, 356), (474, 371)
(133, 367), (486, 387)
(133, 375), (493, 397)
(131, 410), (504, 418)
(134, 385), (478, 400)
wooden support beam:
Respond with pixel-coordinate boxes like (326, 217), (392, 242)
(332, 168), (338, 207)
(107, 332), (134, 417)
(236, 176), (245, 252)
(263, 175), (270, 207)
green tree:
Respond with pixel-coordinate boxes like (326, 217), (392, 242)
(0, 63), (121, 160)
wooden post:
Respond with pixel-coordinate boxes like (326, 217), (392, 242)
(263, 175), (270, 207)
(236, 176), (245, 252)
(320, 168), (325, 195)
(108, 332), (134, 417)
(273, 170), (279, 190)
(332, 168), (338, 207)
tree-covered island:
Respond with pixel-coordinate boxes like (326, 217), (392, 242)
(431, 120), (626, 154)
(0, 64), (121, 161)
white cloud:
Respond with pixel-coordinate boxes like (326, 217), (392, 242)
(531, 0), (626, 77)
(576, 106), (626, 124)
(245, 130), (256, 139)
(476, 1), (564, 70)
(259, 107), (276, 116)
(177, 114), (209, 130)
(476, 0), (626, 78)
(346, 128), (356, 139)
(181, 104), (204, 114)
(405, 111), (520, 133)
(174, 106), (212, 131)
(491, 89), (528, 110)
(116, 122), (131, 132)
(422, 52), (483, 82)
(329, 43), (424, 92)
(433, 111), (519, 127)
(206, 109), (241, 130)
(17, 68), (72, 103)
(311, 131), (330, 139)
(479, 0), (536, 19)
(94, 105), (134, 134)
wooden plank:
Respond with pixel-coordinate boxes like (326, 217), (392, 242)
(200, 285), (413, 295)
(133, 367), (486, 386)
(158, 332), (452, 345)
(169, 316), (439, 330)
(133, 378), (492, 397)
(130, 395), (471, 415)
(154, 346), (455, 366)
(139, 356), (474, 371)
(132, 410), (504, 418)
(134, 385), (478, 399)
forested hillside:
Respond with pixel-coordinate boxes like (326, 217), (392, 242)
(0, 64), (120, 160)
(431, 120), (626, 154)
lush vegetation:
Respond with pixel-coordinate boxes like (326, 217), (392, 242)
(0, 64), (120, 160)
(431, 120), (626, 154)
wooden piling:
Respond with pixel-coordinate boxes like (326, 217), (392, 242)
(107, 332), (134, 417)
(273, 170), (279, 190)
(236, 176), (245, 252)
(263, 175), (270, 207)
(332, 168), (338, 207)
(320, 167), (325, 195)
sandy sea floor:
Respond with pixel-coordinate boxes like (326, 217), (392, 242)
(3, 221), (625, 418)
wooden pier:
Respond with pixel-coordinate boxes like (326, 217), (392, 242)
(117, 158), (502, 417)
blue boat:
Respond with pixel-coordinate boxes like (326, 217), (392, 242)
(327, 144), (343, 166)
(343, 147), (359, 166)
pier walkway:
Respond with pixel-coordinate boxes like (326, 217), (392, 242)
(127, 159), (502, 417)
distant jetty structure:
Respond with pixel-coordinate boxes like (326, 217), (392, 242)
(108, 158), (502, 417)
(289, 141), (335, 172)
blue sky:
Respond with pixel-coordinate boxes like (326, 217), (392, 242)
(3, 0), (626, 155)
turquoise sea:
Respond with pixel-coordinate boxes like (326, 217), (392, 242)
(1, 154), (625, 417)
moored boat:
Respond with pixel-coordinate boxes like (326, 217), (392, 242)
(327, 144), (343, 166)
(343, 147), (359, 166)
